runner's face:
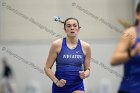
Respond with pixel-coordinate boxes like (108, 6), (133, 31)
(64, 19), (79, 37)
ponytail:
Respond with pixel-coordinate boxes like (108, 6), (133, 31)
(117, 18), (132, 29)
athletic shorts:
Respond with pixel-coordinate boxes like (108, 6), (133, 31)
(52, 81), (84, 93)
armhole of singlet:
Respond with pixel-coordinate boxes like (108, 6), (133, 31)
(135, 26), (140, 37)
(57, 38), (65, 56)
(131, 27), (139, 49)
(79, 39), (85, 57)
(136, 26), (140, 37)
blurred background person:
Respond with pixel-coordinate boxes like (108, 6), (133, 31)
(111, 2), (140, 93)
(0, 58), (17, 93)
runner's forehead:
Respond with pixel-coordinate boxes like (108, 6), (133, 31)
(66, 19), (78, 25)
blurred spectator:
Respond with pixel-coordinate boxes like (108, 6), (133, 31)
(0, 58), (17, 93)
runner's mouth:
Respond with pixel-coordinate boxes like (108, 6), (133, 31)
(71, 32), (75, 33)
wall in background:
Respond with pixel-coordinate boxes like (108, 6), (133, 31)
(0, 0), (133, 41)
